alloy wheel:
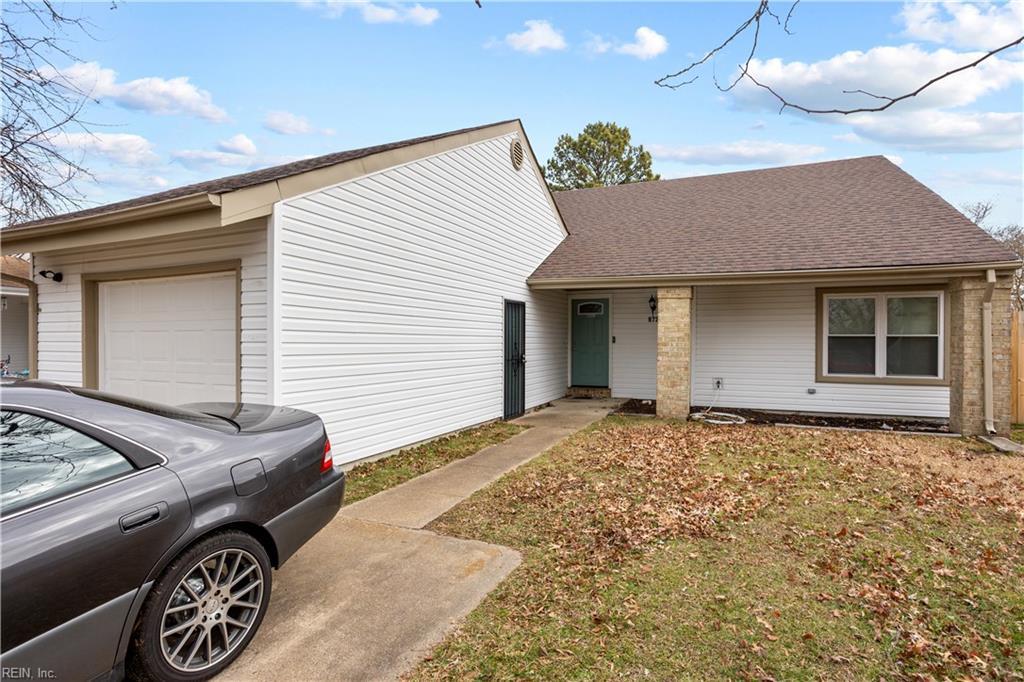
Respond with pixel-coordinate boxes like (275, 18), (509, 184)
(159, 548), (264, 673)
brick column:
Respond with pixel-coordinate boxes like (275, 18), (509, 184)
(949, 274), (1013, 436)
(656, 287), (692, 419)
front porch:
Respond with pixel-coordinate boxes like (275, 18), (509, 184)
(557, 275), (1013, 436)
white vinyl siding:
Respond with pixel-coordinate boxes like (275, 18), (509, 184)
(691, 283), (949, 418)
(275, 133), (568, 463)
(572, 288), (658, 400)
(34, 222), (269, 401)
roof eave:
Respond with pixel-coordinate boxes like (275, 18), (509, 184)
(2, 193), (221, 242)
(527, 260), (1023, 289)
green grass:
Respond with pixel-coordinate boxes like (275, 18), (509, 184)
(1012, 423), (1024, 443)
(342, 421), (527, 504)
(413, 417), (1024, 680)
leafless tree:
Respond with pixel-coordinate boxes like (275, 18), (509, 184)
(963, 200), (1024, 310)
(655, 0), (1024, 116)
(1, 1), (99, 226)
(991, 223), (1024, 310)
(962, 200), (995, 227)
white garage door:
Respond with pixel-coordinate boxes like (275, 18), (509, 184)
(99, 271), (237, 406)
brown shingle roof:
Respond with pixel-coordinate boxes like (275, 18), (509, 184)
(0, 256), (30, 287)
(6, 120), (518, 231)
(532, 156), (1017, 281)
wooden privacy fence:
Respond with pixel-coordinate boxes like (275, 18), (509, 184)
(1012, 310), (1024, 424)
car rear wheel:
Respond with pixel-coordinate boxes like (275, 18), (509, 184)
(128, 531), (272, 681)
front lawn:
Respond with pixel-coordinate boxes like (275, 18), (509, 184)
(414, 417), (1024, 680)
(343, 421), (527, 504)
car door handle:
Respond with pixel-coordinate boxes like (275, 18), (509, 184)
(120, 504), (163, 533)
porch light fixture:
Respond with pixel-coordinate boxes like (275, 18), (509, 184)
(37, 269), (63, 283)
(648, 295), (658, 323)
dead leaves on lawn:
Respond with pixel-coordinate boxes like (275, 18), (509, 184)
(423, 420), (1024, 680)
(495, 425), (775, 571)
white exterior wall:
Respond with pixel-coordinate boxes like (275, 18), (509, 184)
(34, 222), (269, 401)
(691, 283), (949, 418)
(273, 133), (568, 463)
(572, 288), (658, 400)
(1, 291), (30, 373)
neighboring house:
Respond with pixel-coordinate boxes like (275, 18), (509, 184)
(0, 255), (32, 375)
(1, 120), (1017, 465)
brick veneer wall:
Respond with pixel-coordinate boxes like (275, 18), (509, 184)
(656, 287), (692, 419)
(948, 274), (1013, 436)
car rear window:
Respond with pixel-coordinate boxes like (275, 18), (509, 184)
(66, 387), (237, 433)
(1, 410), (136, 516)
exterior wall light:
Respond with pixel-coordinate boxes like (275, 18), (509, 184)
(37, 270), (63, 283)
(648, 295), (658, 323)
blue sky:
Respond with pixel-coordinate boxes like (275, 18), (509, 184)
(23, 0), (1024, 225)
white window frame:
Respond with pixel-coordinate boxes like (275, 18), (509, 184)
(821, 290), (945, 381)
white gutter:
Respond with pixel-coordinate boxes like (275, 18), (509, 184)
(528, 260), (1022, 289)
(982, 268), (997, 435)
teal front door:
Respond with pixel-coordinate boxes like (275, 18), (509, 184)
(571, 299), (609, 387)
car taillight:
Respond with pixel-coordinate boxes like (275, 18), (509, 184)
(320, 437), (333, 473)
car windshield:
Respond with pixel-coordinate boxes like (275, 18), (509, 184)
(66, 387), (238, 433)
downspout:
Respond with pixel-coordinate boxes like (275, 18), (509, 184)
(982, 268), (997, 435)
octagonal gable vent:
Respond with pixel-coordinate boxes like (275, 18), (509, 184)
(509, 139), (525, 171)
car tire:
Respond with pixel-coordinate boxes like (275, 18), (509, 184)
(127, 530), (273, 681)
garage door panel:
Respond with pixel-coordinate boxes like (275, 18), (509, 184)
(99, 272), (237, 406)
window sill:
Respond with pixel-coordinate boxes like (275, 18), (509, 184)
(816, 374), (949, 387)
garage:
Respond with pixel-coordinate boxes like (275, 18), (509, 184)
(97, 271), (238, 405)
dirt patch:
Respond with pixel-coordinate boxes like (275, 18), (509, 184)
(692, 405), (950, 433)
(613, 398), (657, 415)
(615, 402), (950, 433)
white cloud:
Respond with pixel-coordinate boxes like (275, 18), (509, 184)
(89, 171), (170, 191)
(172, 150), (253, 170)
(397, 3), (439, 25)
(615, 26), (668, 60)
(937, 167), (1024, 186)
(584, 33), (612, 56)
(263, 110), (334, 136)
(501, 20), (567, 54)
(734, 44), (1022, 113)
(265, 110), (312, 135)
(844, 110), (1023, 152)
(217, 133), (258, 156)
(900, 1), (1024, 50)
(172, 145), (309, 171)
(50, 132), (159, 166)
(42, 62), (228, 122)
(584, 26), (668, 59)
(729, 42), (1023, 153)
(833, 132), (862, 143)
(300, 1), (439, 25)
(651, 140), (827, 166)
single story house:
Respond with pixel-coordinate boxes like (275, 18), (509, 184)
(2, 119), (1017, 464)
(0, 255), (32, 376)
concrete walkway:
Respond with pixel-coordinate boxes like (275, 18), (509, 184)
(341, 398), (620, 529)
(223, 398), (619, 681)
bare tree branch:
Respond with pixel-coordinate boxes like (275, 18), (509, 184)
(962, 200), (995, 227)
(655, 1), (1024, 117)
(1, 0), (99, 226)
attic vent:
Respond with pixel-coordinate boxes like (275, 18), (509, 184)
(509, 139), (525, 171)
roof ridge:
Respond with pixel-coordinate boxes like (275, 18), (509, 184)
(553, 155), (891, 195)
(7, 119), (521, 230)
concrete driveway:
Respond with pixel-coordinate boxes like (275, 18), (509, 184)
(222, 399), (618, 681)
(220, 516), (520, 681)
